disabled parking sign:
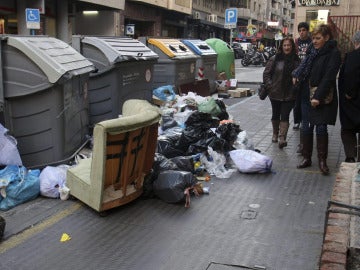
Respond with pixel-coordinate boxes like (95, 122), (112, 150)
(25, 8), (40, 29)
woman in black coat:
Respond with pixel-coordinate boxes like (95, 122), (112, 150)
(292, 24), (341, 175)
(338, 31), (360, 162)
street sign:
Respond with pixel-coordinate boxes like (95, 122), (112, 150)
(126, 24), (135, 35)
(25, 8), (40, 29)
(225, 8), (237, 28)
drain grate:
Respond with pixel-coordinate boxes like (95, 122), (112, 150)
(206, 262), (266, 270)
(240, 209), (257, 220)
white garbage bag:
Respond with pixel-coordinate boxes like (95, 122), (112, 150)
(39, 165), (70, 199)
(229, 149), (272, 173)
(0, 124), (22, 166)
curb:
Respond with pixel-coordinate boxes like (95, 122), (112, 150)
(320, 162), (358, 270)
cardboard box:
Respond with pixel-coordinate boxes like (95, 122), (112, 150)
(228, 88), (251, 98)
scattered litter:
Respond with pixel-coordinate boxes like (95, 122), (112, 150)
(249, 204), (260, 209)
(60, 233), (71, 242)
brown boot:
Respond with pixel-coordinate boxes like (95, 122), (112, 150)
(278, 121), (289, 148)
(296, 132), (303, 154)
(297, 134), (313, 168)
(317, 134), (329, 175)
(271, 120), (280, 143)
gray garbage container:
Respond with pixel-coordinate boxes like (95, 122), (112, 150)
(142, 38), (198, 92)
(0, 36), (94, 167)
(72, 36), (159, 127)
(181, 39), (218, 94)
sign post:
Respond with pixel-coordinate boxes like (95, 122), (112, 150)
(225, 8), (238, 46)
(25, 8), (40, 35)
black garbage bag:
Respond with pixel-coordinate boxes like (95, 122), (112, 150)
(161, 114), (178, 131)
(144, 153), (187, 199)
(184, 111), (219, 129)
(0, 216), (5, 240)
(169, 156), (194, 173)
(176, 112), (219, 153)
(175, 126), (206, 153)
(142, 170), (157, 199)
(216, 123), (242, 146)
(187, 134), (230, 155)
(153, 153), (180, 174)
(157, 136), (185, 158)
(215, 99), (229, 121)
(153, 170), (197, 204)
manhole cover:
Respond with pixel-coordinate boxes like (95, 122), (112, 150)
(240, 209), (257, 219)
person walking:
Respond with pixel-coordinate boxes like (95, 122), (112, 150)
(293, 22), (312, 154)
(292, 24), (341, 175)
(263, 37), (300, 148)
(338, 31), (360, 163)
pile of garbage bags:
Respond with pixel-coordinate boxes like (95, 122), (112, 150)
(0, 124), (71, 211)
(0, 89), (273, 211)
(145, 90), (273, 206)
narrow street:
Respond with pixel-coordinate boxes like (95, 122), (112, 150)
(0, 63), (349, 270)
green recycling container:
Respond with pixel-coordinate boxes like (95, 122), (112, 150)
(205, 38), (235, 79)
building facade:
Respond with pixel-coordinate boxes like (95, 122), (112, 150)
(294, 0), (360, 56)
(0, 0), (295, 44)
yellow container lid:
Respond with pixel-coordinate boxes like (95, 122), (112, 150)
(148, 38), (195, 59)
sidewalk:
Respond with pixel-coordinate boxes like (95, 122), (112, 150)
(223, 88), (358, 270)
(0, 90), (357, 270)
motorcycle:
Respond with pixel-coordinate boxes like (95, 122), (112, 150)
(241, 49), (267, 67)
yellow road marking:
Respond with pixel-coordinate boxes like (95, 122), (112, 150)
(0, 202), (82, 254)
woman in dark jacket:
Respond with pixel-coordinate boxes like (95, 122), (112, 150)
(263, 37), (300, 148)
(338, 31), (360, 162)
(292, 24), (341, 175)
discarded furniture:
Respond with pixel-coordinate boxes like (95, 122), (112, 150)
(66, 99), (161, 212)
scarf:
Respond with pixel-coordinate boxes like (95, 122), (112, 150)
(291, 43), (318, 82)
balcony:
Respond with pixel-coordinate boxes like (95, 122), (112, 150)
(237, 8), (251, 19)
(270, 8), (280, 16)
(130, 0), (167, 9)
(168, 0), (192, 14)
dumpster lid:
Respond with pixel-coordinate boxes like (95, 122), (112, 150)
(148, 38), (198, 59)
(181, 39), (217, 56)
(80, 36), (159, 64)
(7, 36), (94, 83)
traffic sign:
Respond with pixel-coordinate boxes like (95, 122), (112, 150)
(25, 8), (40, 29)
(225, 8), (237, 28)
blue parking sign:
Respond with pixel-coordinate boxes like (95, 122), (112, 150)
(225, 8), (237, 24)
(25, 8), (40, 29)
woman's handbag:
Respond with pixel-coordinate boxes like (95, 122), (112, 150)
(258, 83), (268, 100)
(309, 85), (334, 104)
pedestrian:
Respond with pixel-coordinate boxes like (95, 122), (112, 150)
(292, 24), (341, 175)
(263, 37), (300, 148)
(293, 22), (312, 155)
(338, 30), (360, 163)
